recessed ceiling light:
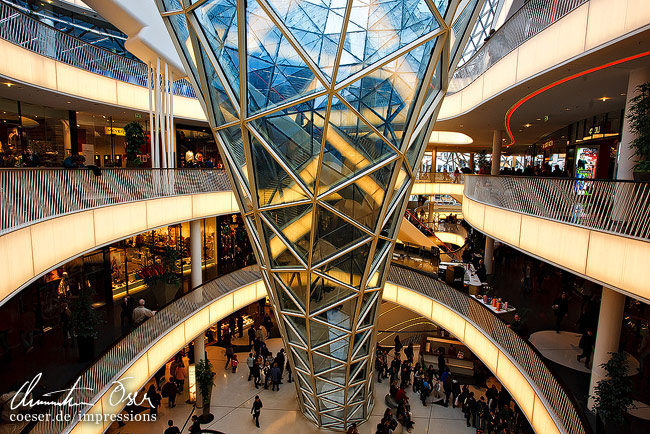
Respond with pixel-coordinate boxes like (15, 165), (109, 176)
(524, 123), (532, 128)
(620, 93), (626, 96)
(5, 83), (12, 87)
(536, 118), (541, 121)
(66, 101), (71, 104)
(600, 97), (610, 102)
(564, 108), (571, 111)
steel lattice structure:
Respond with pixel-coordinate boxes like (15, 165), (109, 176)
(157, 0), (483, 429)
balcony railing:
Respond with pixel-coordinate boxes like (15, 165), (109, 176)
(415, 171), (465, 184)
(0, 1), (197, 98)
(464, 175), (650, 242)
(387, 264), (591, 434)
(0, 168), (231, 236)
(448, 0), (589, 93)
(28, 266), (262, 434)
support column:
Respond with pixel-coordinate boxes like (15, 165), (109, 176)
(469, 152), (475, 172)
(587, 287), (625, 409)
(190, 220), (206, 406)
(485, 130), (502, 274)
(618, 67), (650, 180)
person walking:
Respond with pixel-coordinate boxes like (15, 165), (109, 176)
(161, 377), (177, 407)
(247, 353), (255, 381)
(552, 292), (569, 333)
(286, 359), (292, 383)
(577, 329), (594, 367)
(270, 362), (282, 391)
(174, 364), (186, 392)
(225, 343), (234, 369)
(132, 299), (155, 323)
(163, 419), (180, 434)
(147, 384), (161, 416)
(251, 395), (263, 428)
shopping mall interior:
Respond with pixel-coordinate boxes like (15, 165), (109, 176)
(0, 0), (649, 433)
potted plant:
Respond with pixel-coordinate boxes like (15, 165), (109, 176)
(138, 246), (181, 305)
(70, 282), (103, 361)
(626, 83), (650, 181)
(195, 358), (216, 423)
(591, 351), (635, 433)
(124, 121), (145, 167)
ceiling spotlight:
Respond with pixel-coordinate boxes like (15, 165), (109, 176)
(66, 101), (71, 104)
(524, 123), (532, 128)
(620, 93), (626, 96)
(536, 118), (541, 121)
(564, 108), (571, 111)
(600, 97), (610, 102)
(5, 83), (12, 87)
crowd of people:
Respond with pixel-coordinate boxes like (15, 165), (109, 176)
(372, 336), (530, 434)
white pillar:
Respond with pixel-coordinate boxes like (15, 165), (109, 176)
(160, 62), (167, 169)
(169, 70), (175, 168)
(190, 220), (206, 406)
(587, 287), (625, 409)
(485, 130), (502, 274)
(618, 67), (650, 180)
(148, 63), (155, 168)
(154, 58), (161, 169)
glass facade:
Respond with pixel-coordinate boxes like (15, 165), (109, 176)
(158, 0), (481, 429)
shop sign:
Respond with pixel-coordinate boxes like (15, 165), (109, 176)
(105, 126), (126, 136)
(541, 140), (554, 150)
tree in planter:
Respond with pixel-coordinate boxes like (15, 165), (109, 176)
(476, 150), (489, 173)
(591, 351), (635, 427)
(138, 246), (181, 306)
(627, 83), (650, 178)
(70, 283), (103, 361)
(195, 358), (216, 422)
(124, 121), (145, 167)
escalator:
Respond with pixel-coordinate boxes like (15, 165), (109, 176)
(400, 210), (466, 260)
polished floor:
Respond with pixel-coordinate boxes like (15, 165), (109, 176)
(106, 338), (478, 434)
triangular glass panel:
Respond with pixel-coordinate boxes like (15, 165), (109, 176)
(312, 204), (371, 264)
(284, 316), (308, 347)
(314, 334), (351, 362)
(348, 402), (364, 420)
(336, 0), (440, 82)
(250, 96), (326, 192)
(366, 242), (391, 289)
(197, 44), (239, 125)
(167, 14), (202, 99)
(450, 0), (479, 62)
(388, 162), (411, 211)
(349, 383), (365, 404)
(349, 359), (368, 384)
(314, 295), (358, 332)
(261, 219), (305, 268)
(433, 0), (451, 20)
(163, 0), (182, 12)
(301, 390), (317, 410)
(318, 97), (398, 194)
(309, 274), (358, 315)
(358, 294), (379, 330)
(315, 378), (341, 396)
(381, 200), (405, 238)
(249, 134), (310, 206)
(217, 125), (250, 190)
(275, 271), (310, 309)
(296, 370), (313, 391)
(246, 0), (325, 114)
(352, 328), (373, 359)
(245, 216), (265, 261)
(275, 280), (304, 314)
(316, 364), (347, 385)
(417, 56), (443, 124)
(318, 242), (370, 289)
(261, 204), (312, 262)
(339, 36), (439, 147)
(194, 0), (240, 97)
(309, 312), (348, 346)
(265, 0), (346, 79)
(313, 352), (344, 374)
(321, 167), (391, 232)
(404, 120), (432, 171)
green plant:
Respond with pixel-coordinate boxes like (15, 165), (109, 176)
(138, 246), (180, 285)
(195, 358), (215, 413)
(124, 121), (145, 167)
(627, 83), (650, 172)
(70, 283), (103, 339)
(591, 351), (635, 425)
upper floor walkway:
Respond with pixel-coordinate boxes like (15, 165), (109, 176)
(2, 168), (649, 303)
(1, 0), (649, 124)
(463, 175), (650, 303)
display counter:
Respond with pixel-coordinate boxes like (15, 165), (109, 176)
(419, 334), (475, 377)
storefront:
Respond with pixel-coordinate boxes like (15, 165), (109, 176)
(176, 123), (224, 168)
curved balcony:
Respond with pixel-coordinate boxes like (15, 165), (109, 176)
(463, 175), (650, 302)
(438, 0), (650, 119)
(0, 168), (238, 305)
(27, 264), (590, 434)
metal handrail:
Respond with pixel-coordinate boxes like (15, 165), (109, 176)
(415, 171), (465, 184)
(387, 264), (592, 434)
(0, 1), (197, 98)
(448, 0), (589, 94)
(0, 168), (231, 236)
(464, 175), (650, 242)
(28, 266), (262, 434)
